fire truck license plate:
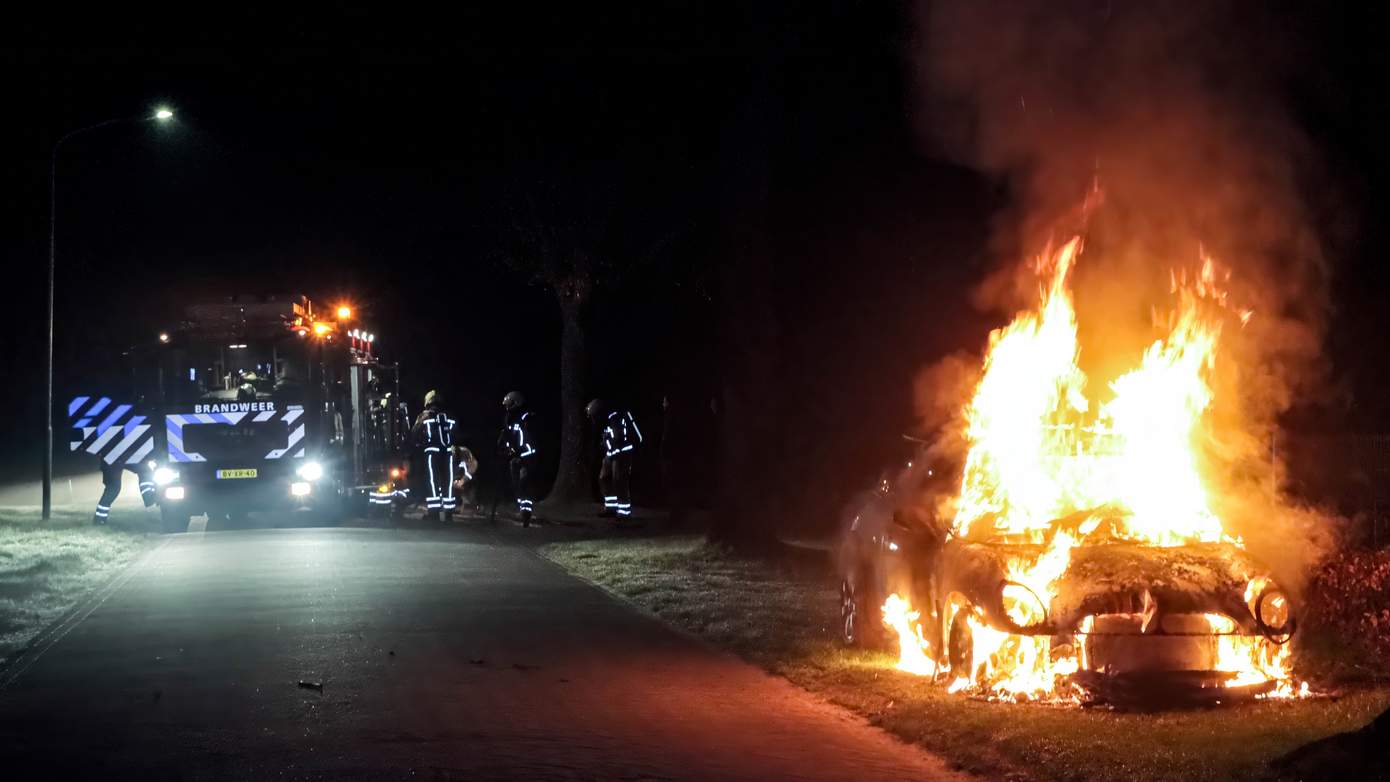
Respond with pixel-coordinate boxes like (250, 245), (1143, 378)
(216, 469), (258, 480)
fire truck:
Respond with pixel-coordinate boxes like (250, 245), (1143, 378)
(126, 295), (407, 532)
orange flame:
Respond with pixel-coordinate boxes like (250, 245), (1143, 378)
(884, 232), (1306, 701)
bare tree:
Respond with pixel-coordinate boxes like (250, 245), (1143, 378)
(500, 161), (686, 508)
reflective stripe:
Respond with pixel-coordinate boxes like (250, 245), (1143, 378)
(426, 452), (438, 502)
(445, 453), (455, 502)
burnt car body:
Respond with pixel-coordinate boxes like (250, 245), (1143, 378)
(837, 456), (1296, 705)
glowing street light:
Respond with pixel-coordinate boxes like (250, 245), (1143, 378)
(337, 305), (352, 320)
(44, 103), (178, 520)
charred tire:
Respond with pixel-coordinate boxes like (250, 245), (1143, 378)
(159, 505), (190, 534)
(841, 574), (885, 648)
(948, 609), (974, 677)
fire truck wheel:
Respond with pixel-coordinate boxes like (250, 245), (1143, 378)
(159, 505), (190, 534)
(312, 484), (347, 526)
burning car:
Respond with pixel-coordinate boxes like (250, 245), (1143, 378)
(841, 484), (1298, 706)
(840, 235), (1306, 706)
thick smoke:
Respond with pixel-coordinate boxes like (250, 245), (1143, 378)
(909, 0), (1338, 593)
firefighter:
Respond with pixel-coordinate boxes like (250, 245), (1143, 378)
(94, 460), (156, 526)
(498, 391), (538, 524)
(587, 399), (643, 520)
(412, 389), (457, 521)
(451, 444), (481, 515)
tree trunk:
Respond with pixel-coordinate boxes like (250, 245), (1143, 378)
(707, 65), (782, 553)
(545, 278), (595, 507)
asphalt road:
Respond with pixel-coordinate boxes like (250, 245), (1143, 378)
(0, 523), (965, 781)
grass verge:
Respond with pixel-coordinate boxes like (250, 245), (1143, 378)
(542, 534), (1390, 782)
(0, 506), (160, 661)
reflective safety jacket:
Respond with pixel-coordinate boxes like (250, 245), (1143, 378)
(502, 410), (537, 460)
(602, 410), (643, 458)
(413, 407), (455, 453)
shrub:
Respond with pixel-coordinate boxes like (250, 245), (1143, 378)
(1301, 549), (1390, 677)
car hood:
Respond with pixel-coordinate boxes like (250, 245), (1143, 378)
(939, 538), (1267, 635)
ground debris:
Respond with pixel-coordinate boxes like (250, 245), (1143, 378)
(297, 680), (324, 692)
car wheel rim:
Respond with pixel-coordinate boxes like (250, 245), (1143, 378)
(841, 580), (857, 644)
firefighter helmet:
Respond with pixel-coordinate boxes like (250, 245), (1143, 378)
(424, 389), (442, 408)
(503, 391), (525, 410)
(585, 399), (605, 420)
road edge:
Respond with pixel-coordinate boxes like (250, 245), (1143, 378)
(0, 535), (172, 693)
(531, 544), (979, 782)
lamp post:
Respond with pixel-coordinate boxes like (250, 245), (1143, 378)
(43, 106), (174, 520)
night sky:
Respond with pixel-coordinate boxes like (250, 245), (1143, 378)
(4, 4), (1390, 526)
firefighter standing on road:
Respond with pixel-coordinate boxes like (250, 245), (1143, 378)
(94, 460), (157, 525)
(412, 390), (457, 522)
(587, 399), (643, 520)
(498, 391), (538, 525)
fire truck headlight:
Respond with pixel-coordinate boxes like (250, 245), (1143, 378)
(290, 482), (312, 497)
(296, 461), (324, 481)
(164, 486), (185, 501)
(153, 466), (179, 485)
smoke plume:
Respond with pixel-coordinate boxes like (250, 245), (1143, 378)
(910, 0), (1338, 592)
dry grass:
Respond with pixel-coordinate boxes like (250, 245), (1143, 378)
(0, 506), (159, 660)
(542, 534), (1390, 782)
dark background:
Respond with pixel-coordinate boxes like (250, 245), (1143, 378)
(3, 3), (1389, 534)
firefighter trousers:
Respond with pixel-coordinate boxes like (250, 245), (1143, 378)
(423, 448), (456, 514)
(600, 453), (634, 518)
(508, 455), (533, 516)
(510, 456), (535, 516)
(96, 463), (155, 522)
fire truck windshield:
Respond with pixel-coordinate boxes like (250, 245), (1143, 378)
(168, 335), (310, 407)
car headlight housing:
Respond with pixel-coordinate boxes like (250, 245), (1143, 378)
(153, 466), (179, 485)
(296, 461), (324, 481)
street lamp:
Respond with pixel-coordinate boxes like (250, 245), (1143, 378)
(43, 106), (175, 520)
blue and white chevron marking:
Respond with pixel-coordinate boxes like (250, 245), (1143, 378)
(164, 405), (306, 463)
(67, 396), (156, 466)
(264, 405), (306, 459)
